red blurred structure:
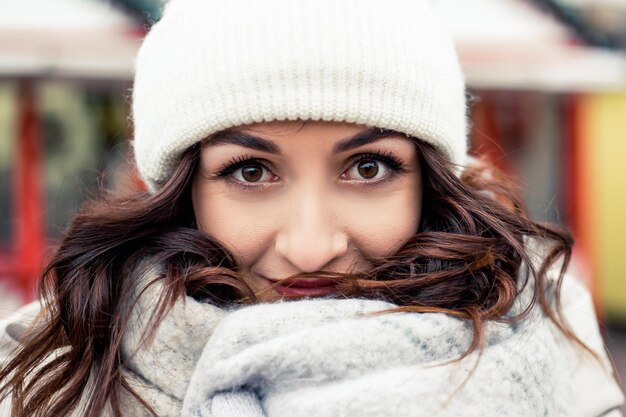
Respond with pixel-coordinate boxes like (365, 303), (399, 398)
(12, 81), (45, 300)
(0, 0), (145, 301)
(0, 81), (46, 302)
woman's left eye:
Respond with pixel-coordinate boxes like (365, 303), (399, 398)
(341, 158), (393, 181)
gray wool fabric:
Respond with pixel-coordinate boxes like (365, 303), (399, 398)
(1, 265), (623, 416)
(178, 299), (565, 417)
(112, 264), (623, 417)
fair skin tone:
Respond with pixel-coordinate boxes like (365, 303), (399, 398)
(192, 120), (422, 301)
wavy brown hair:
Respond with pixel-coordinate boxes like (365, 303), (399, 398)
(0, 136), (577, 417)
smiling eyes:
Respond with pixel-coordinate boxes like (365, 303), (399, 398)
(217, 151), (406, 186)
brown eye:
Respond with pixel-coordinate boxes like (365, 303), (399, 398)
(342, 156), (393, 182)
(357, 161), (379, 179)
(229, 161), (276, 184)
(241, 165), (263, 182)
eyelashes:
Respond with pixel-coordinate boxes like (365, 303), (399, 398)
(214, 150), (408, 187)
(348, 150), (406, 173)
(216, 154), (268, 177)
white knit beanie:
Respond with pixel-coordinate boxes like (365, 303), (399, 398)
(132, 0), (468, 190)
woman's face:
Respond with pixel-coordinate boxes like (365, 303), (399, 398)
(192, 121), (422, 301)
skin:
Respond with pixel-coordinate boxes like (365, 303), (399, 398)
(192, 120), (422, 301)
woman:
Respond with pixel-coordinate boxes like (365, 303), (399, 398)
(0, 0), (623, 416)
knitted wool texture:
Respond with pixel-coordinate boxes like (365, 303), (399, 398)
(132, 0), (468, 190)
(1, 265), (624, 416)
(113, 263), (612, 417)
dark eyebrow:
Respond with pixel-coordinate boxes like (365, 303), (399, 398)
(205, 131), (281, 154)
(205, 127), (401, 154)
(333, 128), (402, 153)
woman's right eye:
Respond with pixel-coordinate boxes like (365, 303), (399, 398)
(221, 161), (278, 184)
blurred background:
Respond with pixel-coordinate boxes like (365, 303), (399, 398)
(0, 0), (625, 404)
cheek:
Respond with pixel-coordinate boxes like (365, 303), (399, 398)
(345, 184), (421, 258)
(192, 183), (276, 268)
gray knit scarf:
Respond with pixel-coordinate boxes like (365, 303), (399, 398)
(120, 266), (573, 417)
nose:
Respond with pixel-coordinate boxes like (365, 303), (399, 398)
(275, 191), (349, 273)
